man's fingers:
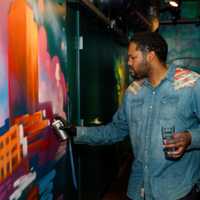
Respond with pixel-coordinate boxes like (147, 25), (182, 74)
(167, 147), (184, 156)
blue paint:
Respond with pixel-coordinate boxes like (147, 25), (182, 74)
(38, 170), (56, 193)
(0, 118), (9, 135)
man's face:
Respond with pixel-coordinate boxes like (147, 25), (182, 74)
(127, 42), (150, 80)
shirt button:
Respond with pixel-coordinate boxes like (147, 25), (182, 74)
(149, 106), (152, 109)
(145, 165), (148, 169)
(152, 91), (156, 95)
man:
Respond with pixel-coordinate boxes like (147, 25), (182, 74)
(53, 32), (200, 200)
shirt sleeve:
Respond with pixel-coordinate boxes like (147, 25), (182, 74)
(187, 79), (200, 149)
(74, 93), (129, 145)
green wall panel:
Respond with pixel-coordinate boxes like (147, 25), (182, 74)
(160, 24), (200, 73)
(80, 14), (128, 125)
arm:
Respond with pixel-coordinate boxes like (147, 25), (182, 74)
(187, 79), (200, 149)
(74, 95), (129, 145)
(164, 79), (200, 158)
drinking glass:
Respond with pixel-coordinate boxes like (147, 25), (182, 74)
(161, 126), (176, 158)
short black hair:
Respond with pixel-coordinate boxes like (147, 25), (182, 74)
(129, 32), (168, 63)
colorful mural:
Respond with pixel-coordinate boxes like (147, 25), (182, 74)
(0, 1), (11, 134)
(0, 0), (69, 199)
(38, 26), (67, 118)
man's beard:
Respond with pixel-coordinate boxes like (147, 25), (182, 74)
(129, 60), (150, 81)
(129, 68), (148, 81)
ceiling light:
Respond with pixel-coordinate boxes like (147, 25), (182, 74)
(169, 0), (179, 8)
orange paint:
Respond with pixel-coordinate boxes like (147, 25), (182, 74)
(38, 0), (45, 13)
(0, 125), (22, 182)
(8, 0), (39, 121)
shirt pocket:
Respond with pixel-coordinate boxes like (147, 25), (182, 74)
(129, 99), (144, 137)
(160, 95), (179, 119)
(130, 99), (144, 121)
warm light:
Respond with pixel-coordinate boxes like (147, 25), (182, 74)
(150, 17), (159, 32)
(169, 0), (179, 7)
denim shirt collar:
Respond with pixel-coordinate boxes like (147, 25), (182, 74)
(165, 63), (176, 81)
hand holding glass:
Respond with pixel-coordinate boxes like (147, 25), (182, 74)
(161, 126), (176, 158)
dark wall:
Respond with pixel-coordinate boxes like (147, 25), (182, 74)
(80, 14), (128, 125)
(66, 4), (79, 124)
(66, 7), (130, 200)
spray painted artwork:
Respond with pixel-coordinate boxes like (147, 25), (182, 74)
(0, 0), (71, 199)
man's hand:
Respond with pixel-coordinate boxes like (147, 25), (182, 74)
(51, 115), (76, 141)
(163, 131), (191, 159)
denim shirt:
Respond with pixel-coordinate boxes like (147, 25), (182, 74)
(75, 65), (200, 200)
